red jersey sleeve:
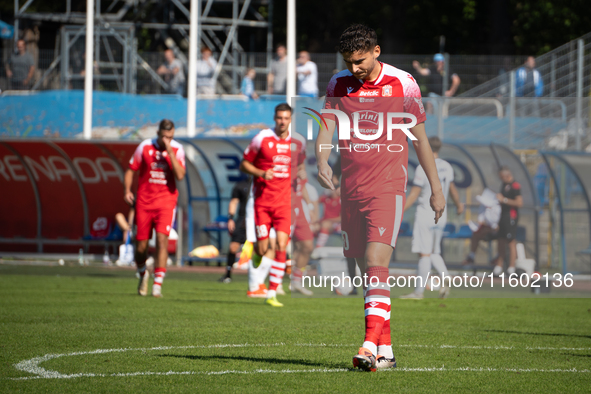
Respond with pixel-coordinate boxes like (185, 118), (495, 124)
(129, 142), (144, 171)
(174, 142), (186, 169)
(402, 74), (427, 124)
(243, 134), (262, 163)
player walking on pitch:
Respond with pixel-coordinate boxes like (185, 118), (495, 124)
(241, 103), (304, 307)
(124, 119), (186, 297)
(400, 137), (464, 299)
(316, 24), (446, 371)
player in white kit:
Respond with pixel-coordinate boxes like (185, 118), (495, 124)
(401, 137), (464, 299)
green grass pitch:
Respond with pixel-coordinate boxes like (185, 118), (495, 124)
(0, 264), (590, 393)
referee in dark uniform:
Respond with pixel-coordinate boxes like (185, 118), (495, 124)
(493, 167), (523, 276)
(220, 176), (251, 283)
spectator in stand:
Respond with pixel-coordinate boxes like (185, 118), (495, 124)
(413, 53), (460, 112)
(157, 49), (186, 95)
(296, 51), (318, 97)
(197, 47), (217, 95)
(240, 68), (259, 100)
(5, 39), (35, 90)
(267, 44), (287, 95)
(515, 56), (544, 117)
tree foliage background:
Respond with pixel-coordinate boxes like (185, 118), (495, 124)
(0, 0), (589, 55)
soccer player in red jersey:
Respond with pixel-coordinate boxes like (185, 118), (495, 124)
(240, 103), (305, 307)
(124, 119), (186, 298)
(315, 24), (446, 371)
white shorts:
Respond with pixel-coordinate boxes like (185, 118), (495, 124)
(245, 186), (276, 243)
(411, 209), (446, 255)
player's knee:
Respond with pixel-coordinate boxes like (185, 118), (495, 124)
(136, 240), (149, 254)
(156, 233), (168, 248)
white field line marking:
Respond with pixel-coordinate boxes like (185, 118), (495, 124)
(10, 343), (591, 380)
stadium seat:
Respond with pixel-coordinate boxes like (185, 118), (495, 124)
(443, 223), (456, 236)
(398, 222), (412, 237)
(446, 224), (472, 239)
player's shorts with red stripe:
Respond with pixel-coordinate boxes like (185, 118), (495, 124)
(254, 202), (290, 240)
(135, 203), (176, 241)
(292, 197), (314, 242)
(341, 192), (405, 258)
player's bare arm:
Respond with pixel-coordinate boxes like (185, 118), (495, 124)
(403, 186), (422, 212)
(227, 197), (239, 234)
(496, 193), (523, 208)
(161, 137), (186, 180)
(446, 74), (461, 97)
(123, 168), (135, 206)
(410, 123), (446, 223)
(449, 182), (465, 214)
(315, 118), (336, 190)
(240, 159), (273, 180)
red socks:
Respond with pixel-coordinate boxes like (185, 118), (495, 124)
(362, 266), (391, 356)
(268, 250), (286, 292)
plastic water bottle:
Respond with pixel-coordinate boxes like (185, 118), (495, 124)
(78, 248), (84, 266)
(103, 249), (110, 265)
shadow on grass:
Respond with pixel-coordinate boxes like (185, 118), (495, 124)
(172, 298), (270, 306)
(484, 329), (591, 340)
(158, 354), (348, 369)
(561, 353), (591, 358)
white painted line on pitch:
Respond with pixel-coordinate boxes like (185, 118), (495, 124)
(10, 343), (591, 381)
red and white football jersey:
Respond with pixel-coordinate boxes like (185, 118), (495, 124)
(129, 138), (186, 208)
(244, 128), (305, 208)
(324, 62), (426, 201)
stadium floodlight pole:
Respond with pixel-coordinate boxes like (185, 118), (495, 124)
(187, 0), (200, 138)
(575, 39), (583, 151)
(83, 0), (95, 140)
(286, 0), (296, 102)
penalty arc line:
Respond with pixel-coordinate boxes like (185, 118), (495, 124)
(10, 343), (591, 380)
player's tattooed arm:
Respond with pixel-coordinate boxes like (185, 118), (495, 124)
(315, 118), (336, 190)
(410, 123), (446, 223)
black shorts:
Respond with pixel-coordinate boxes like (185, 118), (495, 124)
(230, 218), (247, 244)
(497, 216), (518, 241)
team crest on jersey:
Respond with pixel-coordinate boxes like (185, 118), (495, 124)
(382, 85), (393, 97)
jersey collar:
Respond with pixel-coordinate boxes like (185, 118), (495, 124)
(272, 126), (291, 141)
(362, 61), (384, 86)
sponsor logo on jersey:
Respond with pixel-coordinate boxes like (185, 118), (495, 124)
(273, 155), (291, 165)
(359, 90), (379, 97)
(276, 143), (290, 153)
(268, 142), (274, 149)
(352, 110), (380, 125)
(151, 161), (168, 170)
(359, 97), (374, 103)
(382, 85), (392, 97)
(346, 86), (354, 94)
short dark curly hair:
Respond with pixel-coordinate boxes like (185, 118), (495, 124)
(338, 24), (378, 54)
